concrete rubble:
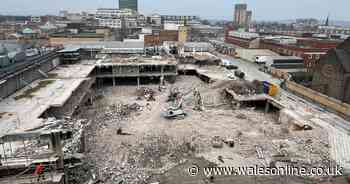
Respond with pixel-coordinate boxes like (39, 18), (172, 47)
(1, 57), (349, 183)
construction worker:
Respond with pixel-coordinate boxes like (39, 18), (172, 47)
(34, 163), (45, 182)
(193, 88), (203, 111)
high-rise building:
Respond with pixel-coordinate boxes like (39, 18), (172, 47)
(233, 4), (252, 27)
(234, 4), (247, 26)
(119, 0), (138, 12)
(245, 11), (252, 26)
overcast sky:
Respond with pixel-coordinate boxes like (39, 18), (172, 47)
(0, 0), (349, 21)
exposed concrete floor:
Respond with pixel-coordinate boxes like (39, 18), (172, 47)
(0, 64), (94, 136)
(82, 75), (332, 184)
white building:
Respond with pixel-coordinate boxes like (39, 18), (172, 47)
(96, 8), (136, 18)
(30, 16), (41, 23)
(163, 23), (181, 31)
(228, 31), (259, 40)
(96, 8), (140, 28)
(264, 36), (298, 45)
(98, 18), (122, 28)
(149, 13), (161, 26)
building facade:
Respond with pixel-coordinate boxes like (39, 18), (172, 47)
(245, 11), (252, 26)
(96, 8), (135, 18)
(119, 0), (138, 11)
(178, 26), (188, 43)
(311, 39), (350, 103)
(259, 38), (339, 73)
(30, 16), (41, 23)
(224, 30), (259, 48)
(234, 4), (252, 27)
(98, 18), (122, 28)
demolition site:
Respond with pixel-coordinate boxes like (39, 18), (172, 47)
(0, 46), (350, 184)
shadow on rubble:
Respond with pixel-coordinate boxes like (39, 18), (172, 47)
(147, 157), (350, 184)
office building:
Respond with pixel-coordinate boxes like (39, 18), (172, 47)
(234, 4), (252, 27)
(245, 11), (252, 26)
(96, 8), (135, 18)
(119, 0), (138, 11)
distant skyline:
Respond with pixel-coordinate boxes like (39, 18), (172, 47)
(0, 0), (349, 21)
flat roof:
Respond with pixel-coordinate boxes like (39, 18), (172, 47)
(0, 64), (94, 137)
(99, 58), (177, 66)
(184, 42), (212, 48)
(63, 41), (144, 50)
(58, 46), (80, 53)
(268, 56), (303, 60)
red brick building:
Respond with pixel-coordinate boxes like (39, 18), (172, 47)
(224, 29), (257, 48)
(144, 34), (160, 47)
(259, 39), (340, 73)
(311, 38), (350, 103)
(144, 30), (178, 47)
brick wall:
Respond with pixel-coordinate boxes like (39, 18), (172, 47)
(159, 30), (178, 43)
(286, 81), (350, 119)
(144, 34), (160, 47)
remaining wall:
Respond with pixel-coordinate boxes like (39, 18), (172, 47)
(286, 81), (350, 119)
(42, 78), (95, 118)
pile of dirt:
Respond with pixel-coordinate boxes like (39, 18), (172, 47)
(92, 102), (144, 129)
(12, 118), (88, 157)
(211, 80), (264, 96)
(126, 134), (197, 169)
(136, 87), (156, 101)
(109, 103), (143, 117)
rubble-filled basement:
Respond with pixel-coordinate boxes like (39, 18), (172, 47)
(75, 74), (342, 184)
(0, 56), (349, 184)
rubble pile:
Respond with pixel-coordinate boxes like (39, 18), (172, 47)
(230, 109), (331, 170)
(126, 134), (198, 169)
(67, 162), (93, 184)
(42, 117), (88, 154)
(72, 75), (334, 183)
(110, 103), (143, 117)
(226, 81), (260, 95)
(12, 118), (88, 157)
(81, 102), (150, 184)
(96, 103), (143, 128)
(136, 87), (156, 101)
(12, 140), (49, 158)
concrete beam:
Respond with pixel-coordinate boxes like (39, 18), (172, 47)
(0, 130), (72, 144)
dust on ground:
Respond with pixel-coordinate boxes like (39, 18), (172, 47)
(78, 75), (331, 184)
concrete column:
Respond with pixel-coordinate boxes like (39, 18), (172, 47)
(50, 131), (64, 169)
(112, 66), (116, 87)
(160, 66), (164, 86)
(265, 101), (270, 114)
(137, 77), (140, 89)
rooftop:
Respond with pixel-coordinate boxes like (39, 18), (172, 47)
(98, 56), (177, 66)
(50, 32), (105, 38)
(63, 41), (144, 50)
(0, 64), (94, 136)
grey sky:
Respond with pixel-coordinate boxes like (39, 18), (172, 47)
(0, 0), (348, 21)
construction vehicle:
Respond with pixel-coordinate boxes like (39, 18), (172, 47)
(162, 108), (187, 119)
(234, 70), (245, 79)
(163, 92), (187, 119)
(193, 88), (203, 111)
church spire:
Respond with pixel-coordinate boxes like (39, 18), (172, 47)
(325, 13), (330, 26)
